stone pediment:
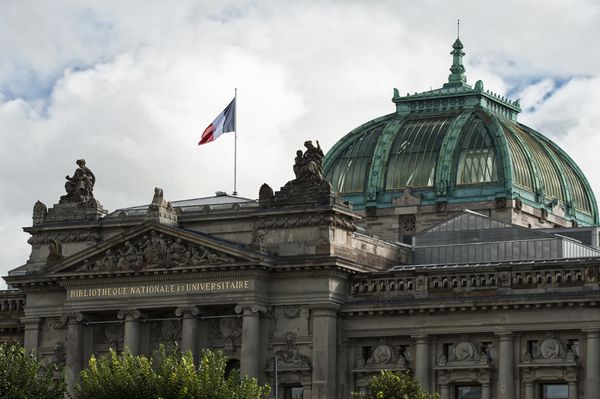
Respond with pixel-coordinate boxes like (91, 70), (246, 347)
(50, 223), (270, 275)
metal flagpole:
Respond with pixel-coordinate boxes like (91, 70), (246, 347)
(233, 88), (238, 196)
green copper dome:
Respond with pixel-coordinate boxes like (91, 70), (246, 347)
(323, 38), (598, 226)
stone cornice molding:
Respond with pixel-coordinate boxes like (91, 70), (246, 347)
(175, 305), (201, 317)
(52, 269), (267, 287)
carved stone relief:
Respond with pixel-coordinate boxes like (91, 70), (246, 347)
(522, 333), (576, 363)
(274, 306), (309, 337)
(207, 317), (242, 358)
(150, 320), (181, 347)
(273, 332), (311, 368)
(73, 230), (238, 272)
(32, 201), (48, 225)
(93, 323), (123, 347)
(51, 341), (66, 366)
(438, 339), (491, 366)
(366, 343), (393, 365)
(219, 317), (242, 341)
(356, 340), (409, 369)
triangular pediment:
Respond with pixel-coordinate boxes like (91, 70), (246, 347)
(50, 222), (272, 275)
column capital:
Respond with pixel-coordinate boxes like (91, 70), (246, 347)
(117, 308), (145, 320)
(235, 303), (268, 315)
(20, 316), (42, 326)
(583, 329), (600, 337)
(412, 334), (430, 343)
(175, 305), (201, 317)
(495, 331), (514, 339)
(311, 307), (339, 317)
(64, 312), (85, 325)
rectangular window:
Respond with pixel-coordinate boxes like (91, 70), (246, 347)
(285, 386), (303, 399)
(456, 385), (482, 399)
(541, 384), (568, 399)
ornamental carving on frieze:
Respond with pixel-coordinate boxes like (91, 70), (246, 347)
(74, 230), (237, 272)
(256, 214), (355, 231)
(28, 230), (101, 245)
(275, 306), (308, 320)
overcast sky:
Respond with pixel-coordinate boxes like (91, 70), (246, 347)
(1, 0), (599, 286)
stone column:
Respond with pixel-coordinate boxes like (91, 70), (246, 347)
(65, 312), (84, 397)
(524, 382), (534, 399)
(21, 317), (41, 352)
(311, 307), (338, 399)
(568, 381), (577, 399)
(525, 381), (535, 399)
(413, 335), (430, 390)
(235, 303), (261, 379)
(586, 330), (600, 399)
(439, 384), (449, 399)
(497, 332), (515, 399)
(117, 309), (143, 355)
(482, 383), (491, 399)
(175, 306), (200, 361)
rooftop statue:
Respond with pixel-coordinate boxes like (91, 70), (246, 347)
(293, 140), (324, 182)
(59, 159), (96, 205)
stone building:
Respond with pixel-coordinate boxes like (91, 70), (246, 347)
(2, 38), (600, 399)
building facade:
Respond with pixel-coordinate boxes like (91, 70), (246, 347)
(2, 39), (600, 399)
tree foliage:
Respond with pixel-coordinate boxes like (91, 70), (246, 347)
(355, 370), (440, 399)
(0, 342), (66, 399)
(77, 346), (271, 399)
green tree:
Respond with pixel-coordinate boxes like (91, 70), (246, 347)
(355, 370), (440, 399)
(77, 346), (271, 399)
(0, 342), (66, 399)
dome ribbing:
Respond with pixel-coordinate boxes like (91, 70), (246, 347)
(323, 39), (598, 226)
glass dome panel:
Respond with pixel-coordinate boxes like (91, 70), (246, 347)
(385, 117), (452, 189)
(512, 124), (565, 202)
(502, 123), (534, 191)
(524, 127), (592, 214)
(456, 118), (498, 185)
(327, 124), (384, 193)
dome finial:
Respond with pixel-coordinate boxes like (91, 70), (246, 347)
(443, 21), (468, 88)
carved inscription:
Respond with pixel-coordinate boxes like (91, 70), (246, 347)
(68, 280), (250, 299)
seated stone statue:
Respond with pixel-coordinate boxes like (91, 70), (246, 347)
(294, 140), (324, 182)
(60, 159), (96, 205)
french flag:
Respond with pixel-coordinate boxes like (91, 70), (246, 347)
(199, 98), (236, 145)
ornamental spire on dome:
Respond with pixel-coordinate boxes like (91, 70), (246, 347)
(443, 20), (469, 88)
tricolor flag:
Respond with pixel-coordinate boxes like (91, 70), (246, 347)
(199, 98), (236, 145)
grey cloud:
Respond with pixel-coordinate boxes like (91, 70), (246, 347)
(1, 0), (600, 287)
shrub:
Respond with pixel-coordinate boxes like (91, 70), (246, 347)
(77, 346), (270, 399)
(0, 342), (66, 399)
(355, 370), (440, 399)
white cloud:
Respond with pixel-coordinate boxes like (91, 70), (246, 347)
(1, 0), (600, 287)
